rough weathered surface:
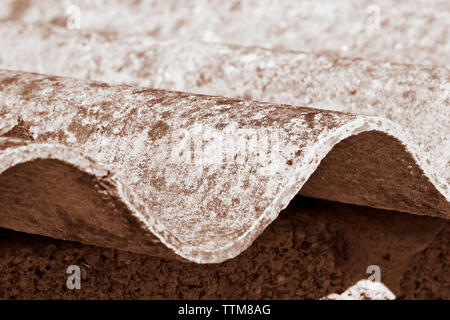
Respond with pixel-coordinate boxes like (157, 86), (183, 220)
(0, 0), (448, 66)
(0, 70), (448, 263)
(1, 22), (448, 187)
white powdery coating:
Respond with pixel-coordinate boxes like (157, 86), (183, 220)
(0, 0), (448, 66)
(0, 22), (448, 186)
(0, 71), (448, 263)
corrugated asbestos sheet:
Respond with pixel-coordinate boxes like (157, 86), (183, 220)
(0, 0), (448, 299)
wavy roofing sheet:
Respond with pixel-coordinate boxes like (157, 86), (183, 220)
(0, 0), (449, 66)
(0, 70), (448, 263)
(1, 21), (449, 183)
